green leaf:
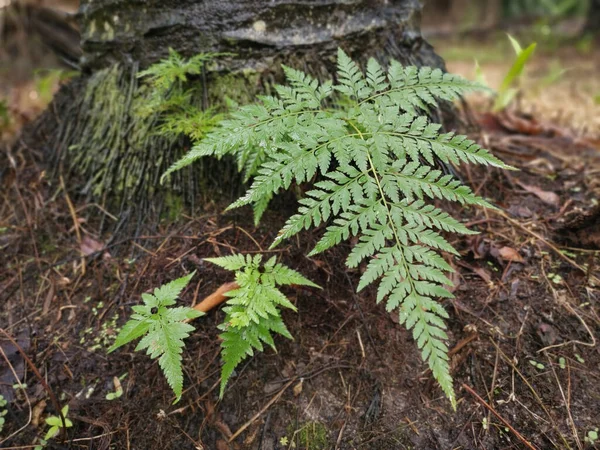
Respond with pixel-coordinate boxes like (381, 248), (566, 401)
(45, 426), (59, 441)
(45, 417), (62, 427)
(207, 255), (314, 397)
(108, 319), (151, 353)
(494, 36), (536, 112)
(108, 272), (200, 402)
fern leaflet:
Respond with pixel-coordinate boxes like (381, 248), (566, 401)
(206, 255), (319, 397)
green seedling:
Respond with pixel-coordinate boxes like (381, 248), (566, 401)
(493, 34), (537, 112)
(43, 405), (73, 441)
(0, 395), (8, 434)
(529, 360), (545, 370)
(585, 428), (598, 445)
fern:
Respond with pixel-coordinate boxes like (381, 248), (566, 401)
(137, 48), (224, 139)
(164, 49), (513, 408)
(206, 254), (319, 397)
(109, 272), (202, 403)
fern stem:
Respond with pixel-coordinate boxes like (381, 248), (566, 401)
(345, 120), (416, 295)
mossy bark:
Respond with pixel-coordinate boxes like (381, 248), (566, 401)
(22, 0), (452, 229)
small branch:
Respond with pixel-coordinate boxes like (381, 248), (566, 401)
(192, 282), (239, 314)
(461, 383), (537, 450)
(229, 379), (295, 442)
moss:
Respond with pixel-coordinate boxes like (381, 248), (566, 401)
(54, 60), (252, 222)
(68, 64), (180, 202)
(208, 70), (261, 105)
(162, 191), (184, 221)
(287, 421), (330, 450)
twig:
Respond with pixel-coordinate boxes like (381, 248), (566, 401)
(492, 209), (600, 284)
(544, 352), (582, 450)
(229, 379), (296, 442)
(0, 345), (32, 445)
(190, 282), (239, 315)
(461, 382), (537, 450)
(60, 175), (85, 275)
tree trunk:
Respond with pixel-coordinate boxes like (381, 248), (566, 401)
(21, 0), (452, 229)
(584, 0), (600, 35)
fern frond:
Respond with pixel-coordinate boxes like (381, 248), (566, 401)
(206, 255), (318, 397)
(108, 272), (202, 403)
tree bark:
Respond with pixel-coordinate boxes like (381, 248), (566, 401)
(584, 0), (600, 35)
(21, 0), (452, 229)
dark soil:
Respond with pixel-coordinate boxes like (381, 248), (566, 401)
(2, 107), (600, 450)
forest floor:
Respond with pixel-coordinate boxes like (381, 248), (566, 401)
(1, 28), (600, 450)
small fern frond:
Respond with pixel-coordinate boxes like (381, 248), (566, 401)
(109, 272), (202, 403)
(206, 255), (318, 397)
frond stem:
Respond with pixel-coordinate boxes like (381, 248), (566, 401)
(345, 120), (416, 297)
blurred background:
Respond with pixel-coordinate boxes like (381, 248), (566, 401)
(0, 0), (598, 140)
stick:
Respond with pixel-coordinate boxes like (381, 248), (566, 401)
(192, 282), (239, 314)
(461, 383), (537, 450)
(229, 379), (295, 442)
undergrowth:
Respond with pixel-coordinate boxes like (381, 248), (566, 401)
(111, 48), (511, 407)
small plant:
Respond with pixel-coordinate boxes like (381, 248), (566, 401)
(492, 35), (536, 112)
(106, 374), (126, 400)
(529, 359), (545, 370)
(206, 254), (319, 397)
(109, 272), (203, 403)
(286, 420), (329, 450)
(163, 49), (511, 406)
(137, 48), (223, 140)
(585, 428), (599, 445)
(0, 394), (7, 434)
(35, 404), (73, 449)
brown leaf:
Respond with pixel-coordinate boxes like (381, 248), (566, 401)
(498, 246), (524, 263)
(518, 182), (560, 207)
(80, 235), (105, 256)
(472, 267), (493, 283)
(293, 380), (303, 397)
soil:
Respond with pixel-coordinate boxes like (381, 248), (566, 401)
(2, 19), (600, 450)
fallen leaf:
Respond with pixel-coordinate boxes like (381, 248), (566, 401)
(80, 235), (104, 256)
(498, 246), (524, 263)
(518, 182), (560, 207)
(32, 399), (47, 427)
(293, 380), (303, 397)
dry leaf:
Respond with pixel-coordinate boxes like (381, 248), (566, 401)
(293, 380), (303, 397)
(518, 182), (560, 207)
(498, 246), (524, 263)
(80, 235), (104, 256)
